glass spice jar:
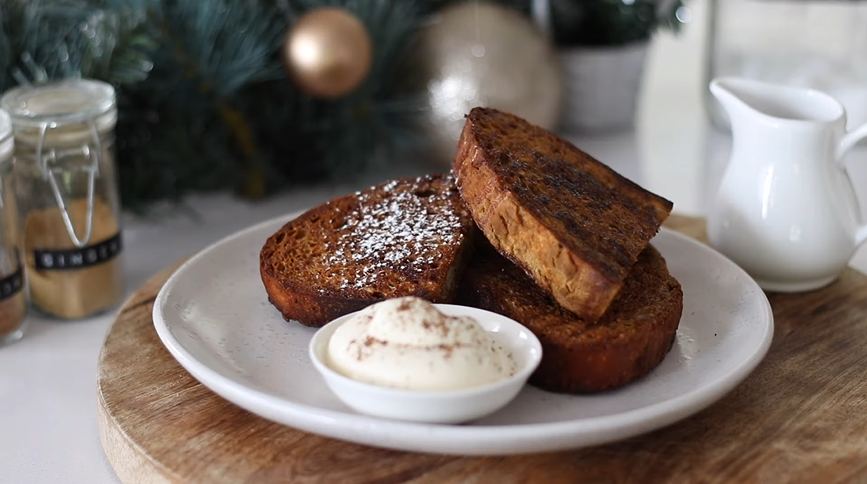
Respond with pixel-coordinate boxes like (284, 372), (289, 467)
(0, 80), (124, 320)
(0, 109), (27, 345)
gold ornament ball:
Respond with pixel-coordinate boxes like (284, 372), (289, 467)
(284, 8), (373, 99)
(415, 2), (563, 166)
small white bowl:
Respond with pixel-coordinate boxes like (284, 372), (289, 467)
(308, 303), (543, 424)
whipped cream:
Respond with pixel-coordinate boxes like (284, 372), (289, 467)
(326, 296), (516, 391)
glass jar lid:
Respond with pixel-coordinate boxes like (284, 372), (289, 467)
(0, 79), (117, 130)
(0, 109), (12, 162)
(0, 79), (117, 147)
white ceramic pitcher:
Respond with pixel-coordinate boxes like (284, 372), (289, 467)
(708, 77), (867, 292)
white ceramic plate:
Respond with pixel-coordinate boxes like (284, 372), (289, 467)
(153, 213), (774, 456)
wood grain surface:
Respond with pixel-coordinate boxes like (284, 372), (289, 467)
(97, 215), (867, 484)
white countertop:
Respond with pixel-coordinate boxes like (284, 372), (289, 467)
(5, 3), (867, 482)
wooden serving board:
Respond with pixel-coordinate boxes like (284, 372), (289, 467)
(97, 216), (867, 484)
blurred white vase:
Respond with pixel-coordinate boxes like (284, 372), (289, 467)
(558, 42), (649, 133)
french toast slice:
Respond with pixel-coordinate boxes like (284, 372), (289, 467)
(457, 241), (683, 393)
(260, 174), (475, 327)
(454, 107), (673, 321)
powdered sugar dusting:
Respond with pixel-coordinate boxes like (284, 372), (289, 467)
(321, 176), (468, 292)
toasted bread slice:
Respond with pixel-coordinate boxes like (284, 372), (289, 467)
(260, 174), (475, 327)
(457, 241), (683, 393)
(454, 107), (673, 321)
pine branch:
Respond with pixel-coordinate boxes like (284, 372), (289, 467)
(2, 0), (532, 211)
(162, 0), (286, 97)
(0, 0), (156, 92)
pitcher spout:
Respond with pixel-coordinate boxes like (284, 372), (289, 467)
(709, 78), (759, 126)
(710, 77), (845, 127)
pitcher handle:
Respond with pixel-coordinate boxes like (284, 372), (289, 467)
(837, 123), (867, 160)
(837, 124), (867, 246)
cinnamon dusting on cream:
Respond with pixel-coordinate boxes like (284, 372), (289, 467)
(326, 296), (517, 391)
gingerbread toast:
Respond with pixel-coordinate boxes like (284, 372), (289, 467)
(260, 174), (475, 327)
(454, 107), (673, 321)
(457, 241), (683, 393)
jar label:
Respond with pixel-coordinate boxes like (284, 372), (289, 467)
(0, 265), (23, 301)
(32, 232), (122, 270)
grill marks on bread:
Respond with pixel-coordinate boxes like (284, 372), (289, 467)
(260, 175), (475, 327)
(454, 107), (673, 321)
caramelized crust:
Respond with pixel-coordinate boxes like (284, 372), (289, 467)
(454, 108), (673, 321)
(260, 174), (475, 327)
(457, 242), (683, 393)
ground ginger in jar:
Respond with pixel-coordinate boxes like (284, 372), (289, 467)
(1, 79), (125, 320)
(0, 289), (26, 342)
(0, 109), (27, 344)
(24, 197), (123, 319)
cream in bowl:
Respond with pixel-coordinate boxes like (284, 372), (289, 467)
(309, 296), (542, 424)
(327, 296), (518, 391)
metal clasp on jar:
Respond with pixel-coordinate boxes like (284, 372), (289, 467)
(35, 120), (101, 249)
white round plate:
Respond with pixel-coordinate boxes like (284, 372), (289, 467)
(153, 213), (774, 456)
